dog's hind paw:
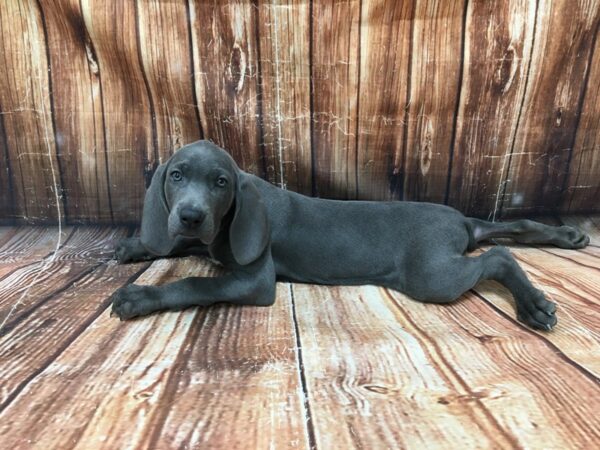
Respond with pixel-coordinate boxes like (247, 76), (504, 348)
(517, 290), (557, 331)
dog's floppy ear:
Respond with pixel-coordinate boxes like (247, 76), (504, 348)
(140, 163), (174, 256)
(229, 173), (270, 266)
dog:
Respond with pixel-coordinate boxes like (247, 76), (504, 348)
(110, 140), (590, 330)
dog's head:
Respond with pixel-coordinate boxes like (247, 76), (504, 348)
(140, 140), (269, 265)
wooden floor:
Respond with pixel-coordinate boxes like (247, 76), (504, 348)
(0, 217), (599, 449)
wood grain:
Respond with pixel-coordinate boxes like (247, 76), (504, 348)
(293, 282), (600, 448)
(502, 0), (600, 216)
(257, 0), (312, 193)
(311, 0), (360, 198)
(0, 0), (63, 222)
(188, 0), (263, 175)
(80, 0), (154, 223)
(135, 0), (202, 161)
(447, 0), (536, 218)
(0, 258), (308, 449)
(39, 0), (112, 223)
(354, 0), (413, 200)
(562, 22), (600, 213)
(403, 0), (465, 204)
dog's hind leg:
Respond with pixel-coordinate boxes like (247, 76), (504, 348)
(467, 218), (589, 249)
(405, 246), (556, 330)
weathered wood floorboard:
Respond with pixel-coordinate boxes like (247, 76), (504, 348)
(0, 223), (598, 448)
(0, 257), (308, 449)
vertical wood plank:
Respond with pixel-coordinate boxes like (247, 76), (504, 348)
(135, 0), (202, 161)
(39, 0), (111, 223)
(403, 0), (464, 204)
(0, 115), (14, 222)
(447, 0), (536, 218)
(0, 0), (63, 222)
(188, 0), (263, 175)
(257, 0), (312, 193)
(311, 0), (360, 198)
(502, 1), (600, 216)
(80, 0), (154, 223)
(355, 0), (414, 200)
(562, 23), (600, 213)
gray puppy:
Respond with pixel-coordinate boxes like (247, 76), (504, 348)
(111, 140), (589, 330)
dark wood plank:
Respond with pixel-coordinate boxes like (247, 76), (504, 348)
(39, 0), (112, 222)
(562, 24), (600, 213)
(447, 0), (536, 218)
(403, 0), (465, 204)
(0, 226), (73, 279)
(502, 1), (600, 216)
(0, 0), (63, 222)
(0, 113), (14, 223)
(355, 0), (414, 200)
(0, 259), (309, 449)
(136, 0), (202, 159)
(80, 0), (154, 223)
(311, 0), (360, 198)
(257, 0), (312, 194)
(0, 227), (128, 326)
(188, 0), (263, 175)
(293, 283), (600, 448)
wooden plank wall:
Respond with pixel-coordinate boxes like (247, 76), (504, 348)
(0, 0), (599, 225)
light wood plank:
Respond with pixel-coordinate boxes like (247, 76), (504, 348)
(293, 283), (600, 448)
(257, 0), (312, 194)
(0, 260), (309, 449)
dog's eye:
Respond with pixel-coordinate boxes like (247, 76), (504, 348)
(216, 176), (228, 188)
(171, 170), (183, 182)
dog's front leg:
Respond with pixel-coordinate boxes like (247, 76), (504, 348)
(110, 258), (276, 320)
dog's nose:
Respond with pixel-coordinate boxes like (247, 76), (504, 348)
(179, 207), (206, 228)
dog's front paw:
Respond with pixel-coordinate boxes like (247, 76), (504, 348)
(114, 237), (154, 264)
(554, 226), (590, 249)
(110, 284), (162, 320)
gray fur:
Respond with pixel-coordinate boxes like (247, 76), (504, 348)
(111, 140), (590, 330)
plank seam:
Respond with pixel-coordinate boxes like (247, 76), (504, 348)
(252, 0), (269, 181)
(0, 262), (151, 413)
(309, 0), (316, 197)
(289, 284), (318, 450)
(184, 0), (205, 139)
(471, 290), (600, 384)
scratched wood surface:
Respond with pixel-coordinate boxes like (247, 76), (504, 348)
(0, 218), (599, 448)
(1, 0), (600, 224)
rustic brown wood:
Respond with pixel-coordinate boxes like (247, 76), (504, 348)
(562, 24), (600, 213)
(80, 0), (154, 223)
(0, 0), (63, 222)
(135, 0), (202, 160)
(188, 0), (263, 175)
(403, 0), (465, 204)
(39, 0), (112, 222)
(0, 257), (308, 449)
(257, 0), (312, 193)
(502, 1), (600, 216)
(447, 0), (537, 218)
(311, 0), (360, 198)
(354, 0), (413, 201)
